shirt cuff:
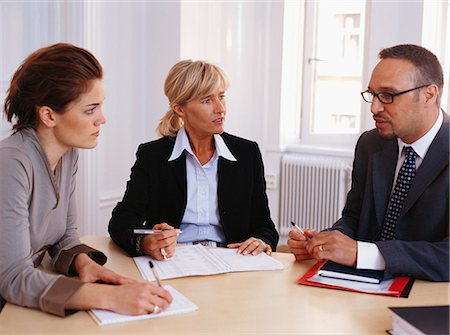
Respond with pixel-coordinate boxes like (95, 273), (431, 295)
(356, 241), (386, 270)
(55, 244), (107, 276)
(40, 276), (84, 317)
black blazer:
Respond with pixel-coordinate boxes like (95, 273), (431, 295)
(109, 132), (279, 255)
(332, 112), (449, 281)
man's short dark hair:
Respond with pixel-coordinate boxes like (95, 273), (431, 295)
(379, 44), (443, 105)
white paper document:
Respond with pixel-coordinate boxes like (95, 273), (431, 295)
(134, 244), (284, 281)
(88, 285), (198, 326)
(308, 274), (396, 294)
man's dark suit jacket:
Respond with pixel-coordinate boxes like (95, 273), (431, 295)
(109, 132), (279, 256)
(332, 112), (449, 281)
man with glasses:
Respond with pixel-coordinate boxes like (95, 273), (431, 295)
(288, 44), (449, 281)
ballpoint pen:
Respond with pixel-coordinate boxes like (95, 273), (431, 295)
(133, 228), (163, 235)
(290, 221), (309, 240)
(148, 260), (162, 287)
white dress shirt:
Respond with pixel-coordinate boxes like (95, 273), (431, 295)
(168, 127), (237, 244)
(357, 111), (443, 270)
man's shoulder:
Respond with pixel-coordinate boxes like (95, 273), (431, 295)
(356, 128), (394, 151)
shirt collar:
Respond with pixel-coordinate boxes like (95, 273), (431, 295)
(168, 126), (237, 162)
(396, 110), (443, 159)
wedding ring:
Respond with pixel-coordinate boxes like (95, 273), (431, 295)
(153, 305), (160, 314)
(319, 245), (324, 252)
(160, 247), (168, 260)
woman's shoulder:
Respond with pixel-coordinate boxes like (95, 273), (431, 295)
(0, 131), (32, 160)
(220, 132), (257, 147)
(220, 132), (259, 155)
(0, 132), (34, 175)
(135, 136), (176, 160)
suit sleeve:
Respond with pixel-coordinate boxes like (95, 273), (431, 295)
(248, 142), (279, 250)
(375, 238), (449, 281)
(108, 144), (150, 256)
(329, 134), (365, 238)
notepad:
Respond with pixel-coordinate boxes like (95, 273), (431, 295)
(318, 260), (384, 284)
(134, 244), (284, 281)
(88, 285), (198, 326)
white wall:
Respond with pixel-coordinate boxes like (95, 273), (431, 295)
(87, 2), (182, 235)
(0, 1), (440, 237)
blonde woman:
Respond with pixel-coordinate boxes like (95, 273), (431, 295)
(0, 43), (171, 316)
(109, 60), (278, 260)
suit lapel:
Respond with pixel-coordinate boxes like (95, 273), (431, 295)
(217, 157), (239, 209)
(167, 152), (187, 203)
(402, 115), (449, 214)
(372, 141), (398, 227)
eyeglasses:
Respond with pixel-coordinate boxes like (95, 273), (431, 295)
(361, 84), (430, 104)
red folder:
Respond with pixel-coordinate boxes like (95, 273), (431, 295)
(298, 261), (414, 298)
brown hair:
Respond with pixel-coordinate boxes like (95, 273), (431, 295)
(157, 60), (229, 137)
(379, 44), (443, 105)
(3, 43), (103, 131)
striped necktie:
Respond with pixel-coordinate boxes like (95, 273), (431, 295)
(380, 146), (417, 240)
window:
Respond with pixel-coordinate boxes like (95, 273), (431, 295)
(281, 1), (367, 150)
(306, 3), (366, 135)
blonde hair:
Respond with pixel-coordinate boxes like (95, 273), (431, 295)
(157, 60), (229, 137)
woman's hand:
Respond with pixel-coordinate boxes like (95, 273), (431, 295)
(140, 223), (181, 260)
(67, 280), (173, 316)
(228, 237), (272, 256)
(74, 253), (134, 285)
(104, 282), (173, 315)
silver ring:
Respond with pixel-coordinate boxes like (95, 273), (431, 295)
(160, 248), (168, 260)
(319, 245), (324, 252)
(153, 305), (160, 314)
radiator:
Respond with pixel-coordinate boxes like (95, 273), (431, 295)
(279, 154), (352, 237)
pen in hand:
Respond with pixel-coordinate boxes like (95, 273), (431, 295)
(290, 221), (309, 240)
(148, 260), (162, 287)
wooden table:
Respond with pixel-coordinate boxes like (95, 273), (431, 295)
(0, 236), (448, 334)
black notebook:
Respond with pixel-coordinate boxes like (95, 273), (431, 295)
(388, 305), (449, 335)
(318, 260), (384, 284)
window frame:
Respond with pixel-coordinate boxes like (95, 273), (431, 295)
(280, 0), (367, 152)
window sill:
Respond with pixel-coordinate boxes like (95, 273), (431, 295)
(282, 144), (354, 158)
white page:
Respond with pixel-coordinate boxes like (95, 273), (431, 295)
(208, 248), (284, 272)
(308, 273), (396, 294)
(89, 285), (198, 326)
(134, 244), (230, 281)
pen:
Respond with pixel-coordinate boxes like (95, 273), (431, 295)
(148, 260), (162, 287)
(133, 228), (163, 235)
(132, 228), (183, 235)
(290, 221), (309, 240)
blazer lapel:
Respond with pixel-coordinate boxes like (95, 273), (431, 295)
(372, 141), (398, 227)
(217, 157), (239, 210)
(167, 152), (187, 203)
(402, 115), (449, 214)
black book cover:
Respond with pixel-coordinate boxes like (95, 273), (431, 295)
(320, 260), (384, 282)
(389, 305), (449, 335)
